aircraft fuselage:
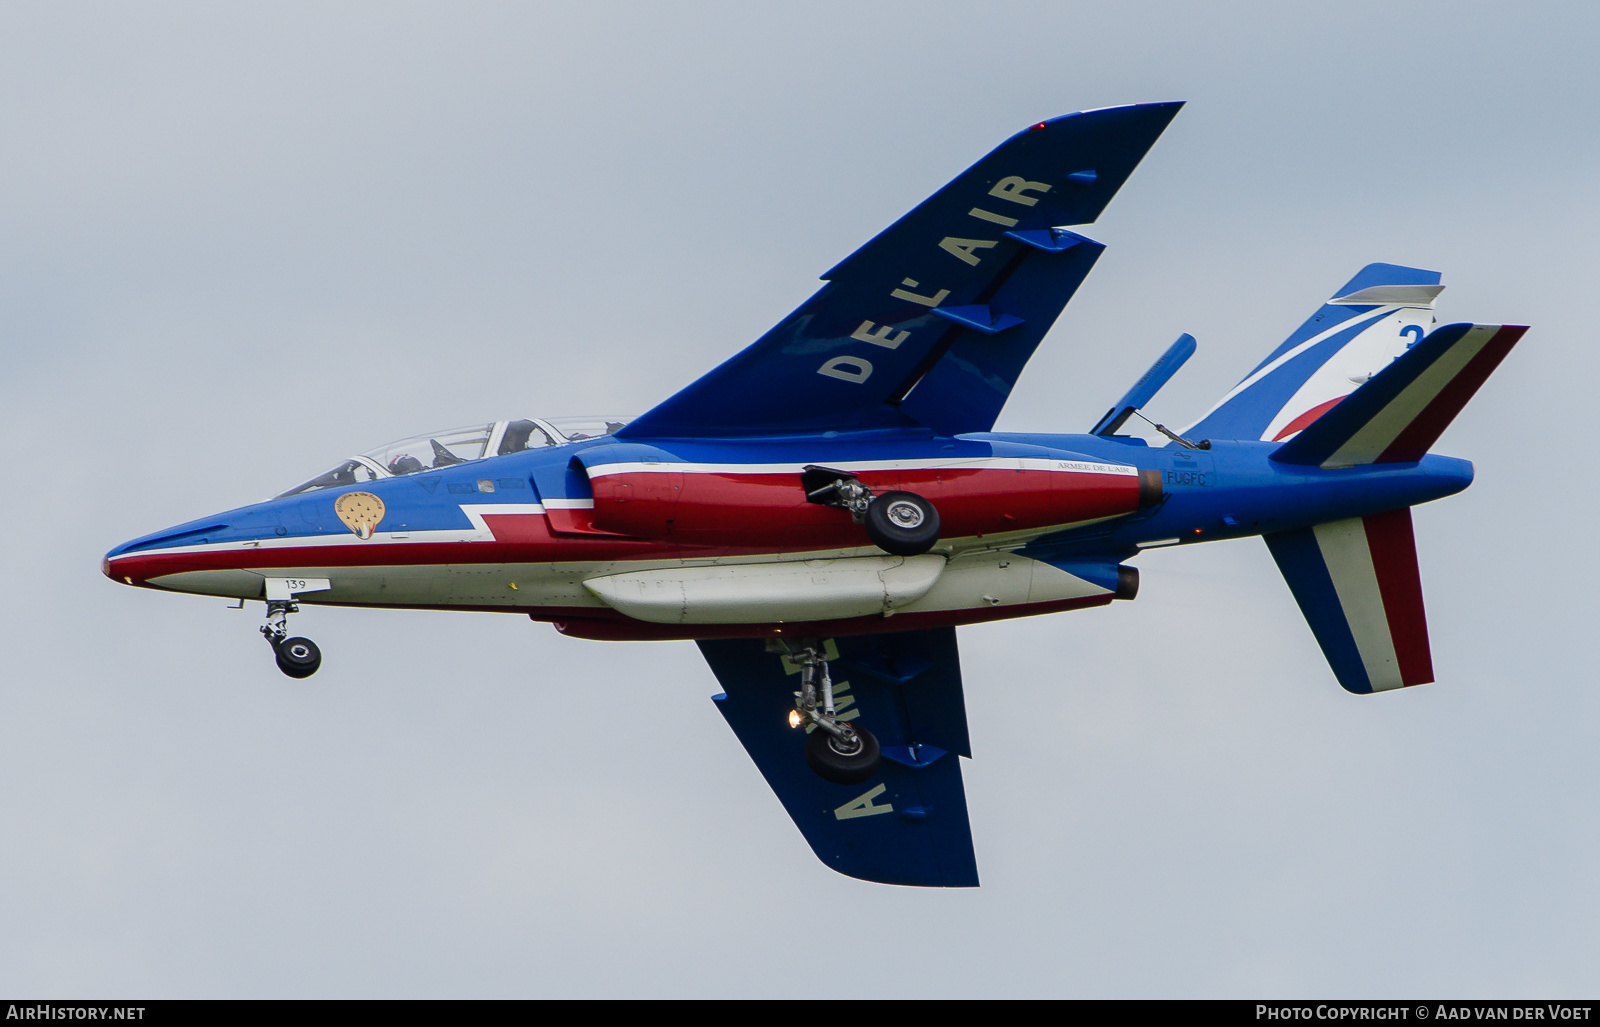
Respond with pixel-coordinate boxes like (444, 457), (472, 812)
(103, 431), (1472, 641)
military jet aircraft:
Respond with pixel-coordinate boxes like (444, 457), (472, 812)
(104, 102), (1524, 886)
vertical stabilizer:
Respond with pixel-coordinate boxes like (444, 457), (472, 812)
(1188, 263), (1443, 442)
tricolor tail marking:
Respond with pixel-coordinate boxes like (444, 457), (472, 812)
(1273, 324), (1526, 468)
(1265, 507), (1431, 695)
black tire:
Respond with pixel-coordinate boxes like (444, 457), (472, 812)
(275, 636), (321, 679)
(864, 491), (940, 556)
(805, 723), (881, 785)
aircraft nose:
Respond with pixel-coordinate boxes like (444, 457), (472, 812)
(102, 516), (234, 588)
(103, 538), (142, 585)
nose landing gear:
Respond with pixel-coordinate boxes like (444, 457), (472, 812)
(261, 599), (322, 678)
(790, 645), (880, 784)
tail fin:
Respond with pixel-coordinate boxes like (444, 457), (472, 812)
(1187, 263), (1445, 442)
(1262, 315), (1526, 694)
(1270, 322), (1525, 468)
(1264, 509), (1432, 694)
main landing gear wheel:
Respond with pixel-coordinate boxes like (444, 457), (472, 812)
(274, 637), (321, 678)
(805, 723), (881, 785)
(782, 641), (884, 784)
(864, 491), (941, 556)
(801, 469), (941, 557)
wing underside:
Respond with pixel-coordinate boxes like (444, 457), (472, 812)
(622, 102), (1182, 441)
(700, 628), (979, 887)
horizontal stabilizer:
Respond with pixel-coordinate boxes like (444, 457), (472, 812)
(1272, 323), (1525, 467)
(1264, 508), (1432, 694)
(701, 629), (978, 887)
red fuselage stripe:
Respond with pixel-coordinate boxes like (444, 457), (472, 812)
(1361, 507), (1434, 686)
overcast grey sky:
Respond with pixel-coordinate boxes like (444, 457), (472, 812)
(2, 1), (1596, 997)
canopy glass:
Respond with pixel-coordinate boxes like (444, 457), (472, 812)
(278, 416), (631, 497)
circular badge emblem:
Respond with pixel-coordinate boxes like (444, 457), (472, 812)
(334, 491), (386, 540)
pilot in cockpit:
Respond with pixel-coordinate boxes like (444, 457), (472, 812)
(387, 453), (426, 476)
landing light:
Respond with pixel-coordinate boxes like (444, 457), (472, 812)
(788, 710), (802, 729)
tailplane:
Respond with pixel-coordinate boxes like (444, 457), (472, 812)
(1265, 509), (1433, 694)
(1269, 322), (1525, 467)
(1243, 270), (1527, 694)
(1264, 318), (1524, 694)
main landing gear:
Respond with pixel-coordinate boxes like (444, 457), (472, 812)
(790, 645), (880, 784)
(801, 466), (941, 556)
(261, 599), (321, 678)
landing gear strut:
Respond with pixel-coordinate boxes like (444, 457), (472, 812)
(261, 599), (321, 678)
(801, 466), (941, 557)
(789, 645), (880, 784)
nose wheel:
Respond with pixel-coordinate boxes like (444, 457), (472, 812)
(274, 636), (322, 678)
(789, 644), (881, 784)
(261, 600), (322, 678)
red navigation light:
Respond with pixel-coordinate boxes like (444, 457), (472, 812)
(1028, 121), (1047, 131)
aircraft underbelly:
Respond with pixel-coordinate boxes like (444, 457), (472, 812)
(583, 554), (945, 624)
(144, 540), (1116, 626)
(149, 560), (611, 609)
(893, 552), (1111, 613)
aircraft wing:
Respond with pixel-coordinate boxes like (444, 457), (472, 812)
(700, 628), (979, 887)
(620, 102), (1182, 440)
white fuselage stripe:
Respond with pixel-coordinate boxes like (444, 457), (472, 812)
(582, 456), (1138, 477)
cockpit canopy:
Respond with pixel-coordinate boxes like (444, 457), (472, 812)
(279, 416), (630, 497)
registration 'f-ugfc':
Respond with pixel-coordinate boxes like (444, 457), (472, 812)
(104, 102), (1525, 887)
